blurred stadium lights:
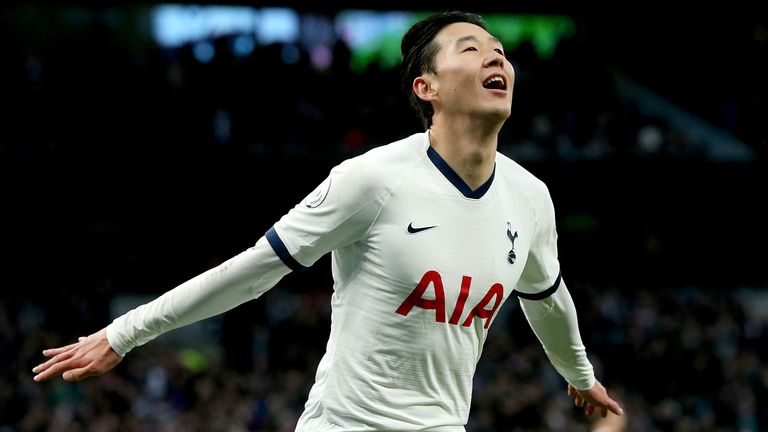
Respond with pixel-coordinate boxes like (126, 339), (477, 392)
(150, 4), (576, 72)
(257, 7), (300, 44)
(1, 3), (760, 160)
(281, 43), (301, 64)
(231, 33), (255, 57)
(192, 39), (215, 63)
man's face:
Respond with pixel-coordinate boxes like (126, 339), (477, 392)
(426, 22), (515, 123)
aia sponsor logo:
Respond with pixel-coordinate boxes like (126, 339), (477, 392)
(395, 270), (503, 329)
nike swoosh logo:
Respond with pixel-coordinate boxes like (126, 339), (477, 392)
(407, 222), (437, 234)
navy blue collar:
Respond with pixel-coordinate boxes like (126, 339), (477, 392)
(426, 146), (495, 199)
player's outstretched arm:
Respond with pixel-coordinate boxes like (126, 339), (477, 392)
(568, 380), (623, 418)
(32, 328), (122, 382)
(518, 279), (623, 418)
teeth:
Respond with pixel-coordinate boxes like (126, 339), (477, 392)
(483, 76), (505, 87)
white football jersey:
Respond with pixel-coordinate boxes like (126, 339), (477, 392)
(268, 132), (562, 431)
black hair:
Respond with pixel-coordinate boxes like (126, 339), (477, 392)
(400, 11), (488, 130)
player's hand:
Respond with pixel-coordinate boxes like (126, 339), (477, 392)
(568, 380), (623, 418)
(32, 328), (122, 382)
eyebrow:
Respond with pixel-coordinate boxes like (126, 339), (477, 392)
(455, 35), (502, 47)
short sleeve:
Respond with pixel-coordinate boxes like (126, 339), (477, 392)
(266, 156), (387, 270)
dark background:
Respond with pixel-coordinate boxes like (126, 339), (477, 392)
(1, 2), (767, 431)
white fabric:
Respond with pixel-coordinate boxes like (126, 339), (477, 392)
(268, 132), (583, 431)
(519, 280), (596, 390)
(106, 131), (595, 431)
(106, 236), (290, 357)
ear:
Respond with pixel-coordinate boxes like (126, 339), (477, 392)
(412, 75), (438, 102)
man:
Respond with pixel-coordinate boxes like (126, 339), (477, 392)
(33, 11), (623, 430)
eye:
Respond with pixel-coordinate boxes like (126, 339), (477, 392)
(494, 48), (505, 56)
(462, 46), (478, 52)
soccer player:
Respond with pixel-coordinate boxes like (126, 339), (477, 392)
(33, 11), (623, 430)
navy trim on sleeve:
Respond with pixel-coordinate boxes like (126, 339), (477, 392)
(266, 227), (306, 272)
(513, 272), (561, 300)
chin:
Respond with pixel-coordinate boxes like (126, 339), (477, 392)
(488, 106), (511, 121)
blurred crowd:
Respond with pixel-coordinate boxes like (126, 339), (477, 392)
(2, 281), (767, 431)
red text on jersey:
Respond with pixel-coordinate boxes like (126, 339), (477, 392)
(395, 270), (503, 329)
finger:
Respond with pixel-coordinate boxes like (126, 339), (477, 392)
(33, 350), (75, 375)
(606, 399), (624, 416)
(567, 384), (575, 398)
(593, 395), (623, 416)
(585, 404), (595, 416)
(41, 341), (80, 357)
(601, 406), (609, 418)
(34, 359), (74, 382)
(575, 396), (584, 408)
(78, 337), (86, 342)
(34, 356), (85, 382)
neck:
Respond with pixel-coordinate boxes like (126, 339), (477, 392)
(427, 116), (500, 190)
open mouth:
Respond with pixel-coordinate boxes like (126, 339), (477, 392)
(482, 75), (506, 91)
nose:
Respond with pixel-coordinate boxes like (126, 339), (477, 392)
(484, 52), (505, 69)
